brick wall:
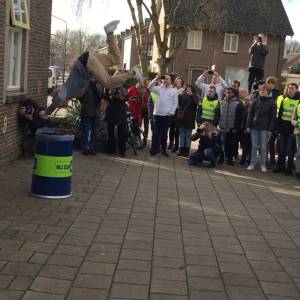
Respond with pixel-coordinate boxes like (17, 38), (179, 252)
(0, 0), (52, 163)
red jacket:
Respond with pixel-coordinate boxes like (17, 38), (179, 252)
(127, 86), (148, 126)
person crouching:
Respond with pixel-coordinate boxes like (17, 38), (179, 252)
(188, 122), (224, 168)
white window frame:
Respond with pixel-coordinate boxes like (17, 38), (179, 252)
(7, 27), (23, 91)
(223, 33), (239, 53)
(11, 0), (30, 29)
(187, 30), (203, 50)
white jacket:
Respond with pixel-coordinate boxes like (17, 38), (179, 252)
(148, 80), (178, 116)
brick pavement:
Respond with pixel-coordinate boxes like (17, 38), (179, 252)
(0, 150), (300, 299)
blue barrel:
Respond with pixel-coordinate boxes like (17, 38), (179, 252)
(31, 128), (74, 199)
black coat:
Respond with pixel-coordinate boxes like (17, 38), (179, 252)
(176, 93), (197, 129)
(105, 97), (128, 125)
(246, 95), (276, 131)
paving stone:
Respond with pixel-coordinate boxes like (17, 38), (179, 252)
(73, 274), (112, 289)
(1, 262), (41, 276)
(117, 259), (151, 272)
(54, 245), (88, 257)
(47, 254), (83, 267)
(30, 277), (72, 294)
(39, 265), (78, 280)
(23, 291), (64, 300)
(0, 290), (24, 300)
(114, 270), (150, 284)
(8, 276), (33, 290)
(260, 282), (300, 297)
(110, 283), (149, 299)
(29, 253), (49, 264)
(152, 267), (186, 281)
(66, 287), (108, 300)
(226, 285), (265, 300)
(80, 262), (115, 275)
(150, 294), (189, 300)
(190, 290), (228, 300)
(151, 279), (187, 295)
(188, 276), (224, 291)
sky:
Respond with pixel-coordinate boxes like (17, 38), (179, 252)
(51, 0), (300, 41)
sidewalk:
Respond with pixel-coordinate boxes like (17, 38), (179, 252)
(0, 150), (300, 299)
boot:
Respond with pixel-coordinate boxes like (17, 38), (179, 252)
(177, 148), (184, 156)
(183, 148), (190, 157)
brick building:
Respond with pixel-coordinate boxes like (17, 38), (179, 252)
(0, 0), (52, 163)
(151, 0), (293, 90)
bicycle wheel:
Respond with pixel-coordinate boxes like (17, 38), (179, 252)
(135, 129), (146, 150)
(128, 134), (138, 156)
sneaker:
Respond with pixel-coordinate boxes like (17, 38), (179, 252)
(261, 166), (267, 173)
(81, 149), (89, 156)
(88, 150), (96, 155)
(285, 169), (293, 176)
(246, 165), (255, 171)
(132, 66), (143, 82)
(104, 20), (120, 34)
(161, 151), (169, 157)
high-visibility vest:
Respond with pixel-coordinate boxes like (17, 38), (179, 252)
(281, 98), (300, 122)
(151, 92), (158, 103)
(297, 104), (300, 129)
(276, 95), (284, 117)
(201, 97), (219, 121)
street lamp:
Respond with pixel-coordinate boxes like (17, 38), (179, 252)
(51, 14), (67, 84)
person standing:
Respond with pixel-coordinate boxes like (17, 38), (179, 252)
(240, 94), (254, 165)
(168, 76), (184, 152)
(219, 87), (244, 165)
(246, 84), (276, 172)
(176, 85), (198, 157)
(292, 102), (300, 179)
(196, 85), (220, 126)
(273, 83), (300, 175)
(148, 74), (178, 156)
(248, 33), (269, 93)
(79, 79), (101, 155)
(196, 70), (227, 100)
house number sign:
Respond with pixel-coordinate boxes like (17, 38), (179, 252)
(3, 116), (7, 134)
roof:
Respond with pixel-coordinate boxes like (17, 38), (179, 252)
(163, 0), (294, 36)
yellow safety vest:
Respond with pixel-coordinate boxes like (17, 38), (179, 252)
(297, 104), (300, 129)
(202, 97), (219, 121)
(151, 92), (158, 103)
(281, 98), (300, 122)
(276, 95), (284, 117)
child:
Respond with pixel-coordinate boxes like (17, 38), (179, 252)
(189, 122), (224, 168)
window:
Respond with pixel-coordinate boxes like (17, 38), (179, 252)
(223, 33), (239, 53)
(225, 67), (248, 90)
(11, 0), (30, 29)
(187, 30), (202, 50)
(8, 27), (23, 90)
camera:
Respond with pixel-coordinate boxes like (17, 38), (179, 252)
(208, 70), (214, 75)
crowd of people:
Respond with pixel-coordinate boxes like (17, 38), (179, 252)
(18, 23), (300, 180)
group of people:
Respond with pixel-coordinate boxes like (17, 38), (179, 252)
(18, 22), (300, 180)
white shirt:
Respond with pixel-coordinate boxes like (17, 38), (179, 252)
(148, 79), (178, 116)
(195, 74), (228, 100)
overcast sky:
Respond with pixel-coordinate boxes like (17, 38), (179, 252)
(51, 0), (300, 41)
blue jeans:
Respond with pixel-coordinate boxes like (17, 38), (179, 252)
(250, 129), (268, 167)
(151, 115), (170, 154)
(179, 128), (192, 149)
(81, 116), (97, 150)
(189, 148), (216, 165)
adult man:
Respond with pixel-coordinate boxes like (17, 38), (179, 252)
(48, 20), (142, 114)
(248, 33), (269, 93)
(148, 74), (178, 156)
(78, 79), (101, 156)
(196, 85), (220, 126)
(196, 70), (227, 100)
(231, 80), (240, 97)
(273, 83), (300, 175)
(219, 87), (244, 165)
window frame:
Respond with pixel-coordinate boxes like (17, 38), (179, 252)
(223, 33), (239, 53)
(187, 30), (203, 51)
(7, 27), (23, 91)
(11, 0), (30, 29)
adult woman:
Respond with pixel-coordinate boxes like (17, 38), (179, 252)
(176, 85), (198, 156)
